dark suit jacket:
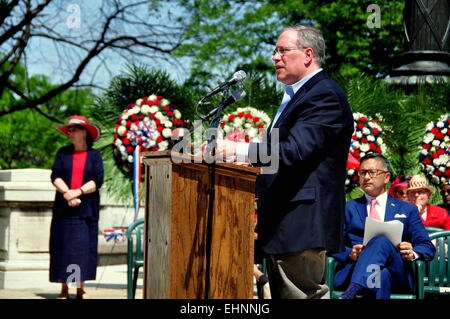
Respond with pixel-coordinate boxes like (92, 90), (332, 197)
(331, 195), (435, 289)
(51, 145), (104, 220)
(249, 70), (354, 255)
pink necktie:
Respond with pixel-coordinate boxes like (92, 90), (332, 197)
(369, 198), (380, 220)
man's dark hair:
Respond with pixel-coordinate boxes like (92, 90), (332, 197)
(360, 152), (390, 173)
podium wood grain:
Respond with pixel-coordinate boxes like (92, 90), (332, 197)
(142, 151), (258, 299)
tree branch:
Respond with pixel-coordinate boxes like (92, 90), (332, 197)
(0, 0), (52, 46)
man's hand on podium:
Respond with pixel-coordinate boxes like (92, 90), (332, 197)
(201, 138), (237, 161)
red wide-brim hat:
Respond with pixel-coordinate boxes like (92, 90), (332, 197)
(56, 115), (101, 141)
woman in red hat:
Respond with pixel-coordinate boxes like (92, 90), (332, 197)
(50, 115), (103, 299)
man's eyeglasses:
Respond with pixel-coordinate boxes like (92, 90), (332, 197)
(272, 46), (308, 56)
(358, 169), (388, 178)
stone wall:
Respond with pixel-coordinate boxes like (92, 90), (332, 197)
(0, 168), (143, 289)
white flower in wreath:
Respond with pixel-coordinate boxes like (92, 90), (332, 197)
(161, 99), (170, 107)
(141, 104), (151, 114)
(360, 152), (366, 158)
(423, 133), (435, 144)
(136, 99), (143, 106)
(360, 144), (370, 152)
(223, 125), (232, 133)
(247, 127), (258, 138)
(159, 141), (169, 150)
(432, 140), (441, 147)
(420, 149), (428, 156)
(367, 135), (375, 142)
(426, 165), (435, 174)
(149, 106), (159, 114)
(174, 109), (182, 119)
(362, 127), (371, 135)
(148, 94), (157, 101)
(127, 155), (133, 163)
(437, 121), (445, 128)
(233, 118), (243, 128)
(432, 175), (440, 184)
(433, 158), (442, 166)
(117, 125), (127, 136)
(352, 141), (361, 148)
(440, 166), (446, 172)
(356, 131), (362, 138)
(164, 121), (173, 128)
(426, 122), (434, 131)
(162, 128), (172, 138)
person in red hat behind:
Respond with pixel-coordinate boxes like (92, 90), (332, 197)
(50, 115), (103, 299)
(388, 175), (411, 202)
(406, 175), (450, 230)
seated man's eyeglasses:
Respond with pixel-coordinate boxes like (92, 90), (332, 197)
(358, 169), (388, 177)
(272, 46), (308, 56)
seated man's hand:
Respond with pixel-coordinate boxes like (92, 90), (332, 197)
(397, 241), (415, 260)
(349, 244), (364, 261)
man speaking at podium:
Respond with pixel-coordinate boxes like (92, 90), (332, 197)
(209, 25), (354, 299)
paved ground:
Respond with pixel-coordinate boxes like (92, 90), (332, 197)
(0, 264), (144, 299)
(0, 264), (273, 299)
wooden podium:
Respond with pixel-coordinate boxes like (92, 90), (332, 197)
(142, 151), (259, 299)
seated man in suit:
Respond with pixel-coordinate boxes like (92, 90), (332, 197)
(330, 153), (435, 299)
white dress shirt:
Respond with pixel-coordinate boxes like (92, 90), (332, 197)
(364, 191), (388, 221)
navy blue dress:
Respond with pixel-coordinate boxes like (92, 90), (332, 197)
(49, 145), (104, 283)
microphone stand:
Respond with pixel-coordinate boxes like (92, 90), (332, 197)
(203, 87), (229, 299)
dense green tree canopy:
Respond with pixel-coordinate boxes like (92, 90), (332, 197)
(0, 62), (94, 168)
(172, 0), (405, 80)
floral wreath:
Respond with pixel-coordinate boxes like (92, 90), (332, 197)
(419, 114), (450, 187)
(346, 112), (387, 192)
(219, 107), (271, 143)
(113, 95), (187, 175)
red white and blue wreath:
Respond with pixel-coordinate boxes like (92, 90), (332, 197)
(419, 114), (450, 187)
(346, 112), (387, 192)
(219, 107), (271, 143)
(113, 94), (187, 175)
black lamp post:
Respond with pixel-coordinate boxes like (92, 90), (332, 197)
(386, 0), (450, 85)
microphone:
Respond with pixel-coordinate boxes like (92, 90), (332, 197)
(200, 70), (247, 102)
(200, 88), (246, 120)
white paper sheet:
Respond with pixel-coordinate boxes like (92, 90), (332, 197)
(363, 217), (404, 246)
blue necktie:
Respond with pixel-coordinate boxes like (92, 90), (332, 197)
(269, 85), (295, 133)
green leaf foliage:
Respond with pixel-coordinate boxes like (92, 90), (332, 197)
(0, 62), (94, 169)
(176, 0), (405, 81)
(87, 64), (198, 205)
